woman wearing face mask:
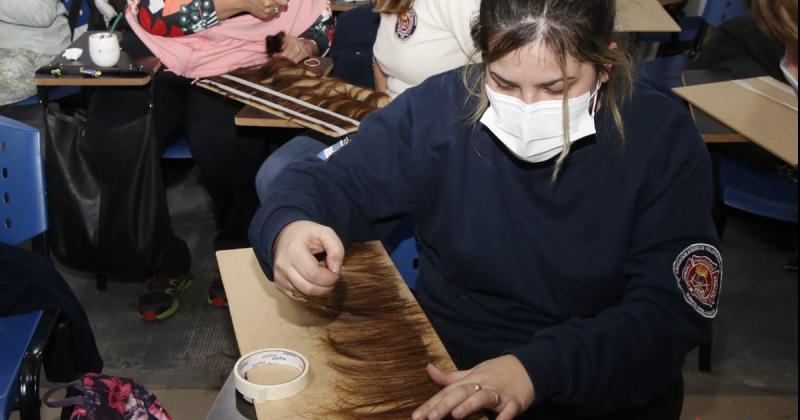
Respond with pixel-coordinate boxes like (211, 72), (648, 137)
(250, 1), (720, 418)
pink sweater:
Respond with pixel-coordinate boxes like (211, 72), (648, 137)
(126, 0), (326, 78)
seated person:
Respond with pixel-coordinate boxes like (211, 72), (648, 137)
(0, 0), (70, 105)
(85, 0), (333, 321)
(250, 0), (719, 418)
(254, 0), (480, 202)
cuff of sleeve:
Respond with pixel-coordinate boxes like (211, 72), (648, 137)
(509, 337), (567, 405)
(248, 207), (313, 281)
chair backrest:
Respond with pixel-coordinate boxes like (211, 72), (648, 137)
(330, 4), (381, 89)
(61, 0), (97, 40)
(0, 116), (48, 245)
(702, 0), (748, 28)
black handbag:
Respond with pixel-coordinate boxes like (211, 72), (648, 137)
(43, 84), (170, 277)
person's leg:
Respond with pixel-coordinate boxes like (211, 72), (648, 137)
(0, 243), (103, 376)
(254, 135), (330, 203)
(185, 86), (294, 306)
(87, 70), (193, 320)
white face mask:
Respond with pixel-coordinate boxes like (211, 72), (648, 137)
(480, 80), (601, 163)
(780, 55), (798, 95)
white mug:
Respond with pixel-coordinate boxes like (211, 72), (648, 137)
(88, 33), (121, 67)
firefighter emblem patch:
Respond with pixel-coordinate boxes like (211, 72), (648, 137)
(395, 8), (418, 41)
(674, 243), (722, 318)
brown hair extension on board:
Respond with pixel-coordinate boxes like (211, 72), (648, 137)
(297, 244), (482, 420)
(203, 57), (390, 132)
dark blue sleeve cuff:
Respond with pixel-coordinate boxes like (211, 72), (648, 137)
(509, 337), (567, 406)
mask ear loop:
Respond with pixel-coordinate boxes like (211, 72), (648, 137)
(588, 78), (602, 118)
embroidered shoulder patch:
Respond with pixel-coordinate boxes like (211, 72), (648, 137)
(395, 8), (418, 41)
(673, 243), (722, 319)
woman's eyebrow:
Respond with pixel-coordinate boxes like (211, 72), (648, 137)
(540, 76), (576, 87)
(489, 71), (518, 86)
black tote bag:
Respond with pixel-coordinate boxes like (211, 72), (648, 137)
(43, 87), (169, 277)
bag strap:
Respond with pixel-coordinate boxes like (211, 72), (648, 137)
(42, 380), (85, 408)
(66, 0), (84, 36)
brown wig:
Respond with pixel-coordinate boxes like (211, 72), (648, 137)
(465, 0), (635, 181)
(745, 0), (798, 44)
(197, 58), (389, 136)
(373, 0), (415, 15)
(297, 244), (478, 419)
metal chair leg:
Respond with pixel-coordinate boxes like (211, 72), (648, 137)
(19, 309), (60, 420)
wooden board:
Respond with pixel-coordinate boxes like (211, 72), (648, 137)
(616, 0), (681, 33)
(235, 106), (303, 128)
(216, 243), (465, 420)
(673, 77), (798, 167)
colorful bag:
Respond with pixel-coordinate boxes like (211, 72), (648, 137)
(43, 373), (172, 420)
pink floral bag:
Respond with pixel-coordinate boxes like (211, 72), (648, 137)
(43, 373), (172, 420)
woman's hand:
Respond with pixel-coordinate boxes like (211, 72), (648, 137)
(277, 36), (318, 63)
(214, 0), (289, 20)
(272, 220), (344, 301)
(412, 356), (536, 420)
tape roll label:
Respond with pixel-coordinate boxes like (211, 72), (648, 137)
(234, 349), (310, 404)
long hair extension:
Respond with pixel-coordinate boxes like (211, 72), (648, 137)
(297, 244), (478, 419)
(197, 58), (389, 136)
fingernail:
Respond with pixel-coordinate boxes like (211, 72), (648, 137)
(411, 412), (421, 420)
(428, 411), (438, 420)
(331, 262), (340, 274)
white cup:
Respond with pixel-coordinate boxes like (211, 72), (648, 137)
(88, 33), (121, 67)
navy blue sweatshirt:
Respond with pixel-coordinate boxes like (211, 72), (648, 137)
(249, 69), (721, 414)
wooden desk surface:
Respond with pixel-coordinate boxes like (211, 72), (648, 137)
(34, 58), (159, 87)
(681, 70), (748, 144)
(35, 32), (159, 87)
(216, 243), (462, 420)
(616, 0), (681, 33)
(673, 77), (798, 167)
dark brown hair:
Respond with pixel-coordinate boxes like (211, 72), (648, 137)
(299, 244), (459, 419)
(232, 58), (390, 120)
(373, 0), (415, 15)
(746, 0), (798, 44)
(466, 0), (635, 181)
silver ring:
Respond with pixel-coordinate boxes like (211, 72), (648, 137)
(470, 383), (482, 392)
(491, 390), (501, 407)
(271, 6), (280, 15)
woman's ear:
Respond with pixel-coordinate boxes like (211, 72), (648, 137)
(599, 41), (619, 83)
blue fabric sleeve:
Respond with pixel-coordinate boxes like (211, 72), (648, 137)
(248, 93), (417, 280)
(510, 109), (719, 412)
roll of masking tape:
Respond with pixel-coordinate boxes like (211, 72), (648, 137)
(233, 349), (310, 404)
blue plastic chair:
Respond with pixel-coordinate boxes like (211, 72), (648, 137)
(0, 117), (60, 420)
(639, 0), (749, 98)
(641, 0), (748, 46)
(381, 216), (420, 290)
(0, 116), (47, 246)
(162, 137), (193, 159)
(0, 311), (43, 420)
(719, 157), (798, 225)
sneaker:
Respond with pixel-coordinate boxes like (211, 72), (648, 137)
(138, 274), (192, 321)
(207, 276), (228, 308)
